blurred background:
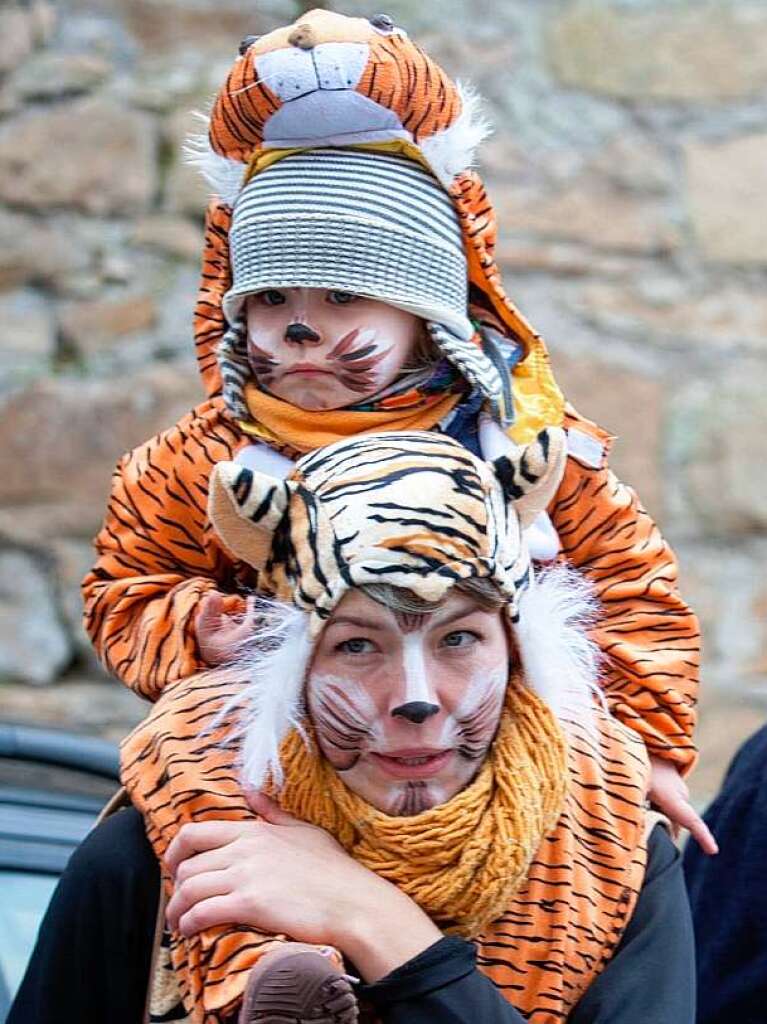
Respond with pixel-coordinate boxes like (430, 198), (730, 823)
(0, 0), (765, 807)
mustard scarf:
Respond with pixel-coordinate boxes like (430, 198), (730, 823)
(239, 381), (462, 455)
(276, 680), (568, 937)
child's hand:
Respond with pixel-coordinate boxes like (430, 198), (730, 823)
(195, 592), (256, 666)
(648, 755), (718, 855)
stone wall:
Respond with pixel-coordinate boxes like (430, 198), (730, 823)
(1, 0), (765, 804)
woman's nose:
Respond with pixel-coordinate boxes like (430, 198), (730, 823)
(391, 701), (441, 725)
(284, 322), (322, 345)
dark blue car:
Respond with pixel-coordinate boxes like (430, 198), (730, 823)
(0, 724), (119, 1020)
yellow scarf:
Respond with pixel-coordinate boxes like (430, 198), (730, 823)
(276, 680), (568, 937)
(240, 382), (462, 455)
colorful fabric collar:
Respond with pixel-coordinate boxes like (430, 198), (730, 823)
(239, 381), (463, 456)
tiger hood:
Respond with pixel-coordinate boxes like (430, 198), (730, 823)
(190, 8), (564, 444)
(208, 428), (568, 630)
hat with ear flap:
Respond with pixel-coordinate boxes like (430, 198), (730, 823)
(208, 428), (567, 634)
(188, 9), (565, 442)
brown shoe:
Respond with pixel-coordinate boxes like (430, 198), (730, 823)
(239, 944), (358, 1024)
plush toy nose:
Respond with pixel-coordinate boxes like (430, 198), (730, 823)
(391, 701), (441, 724)
(284, 323), (321, 345)
(288, 24), (316, 50)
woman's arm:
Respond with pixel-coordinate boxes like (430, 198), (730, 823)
(360, 936), (528, 1024)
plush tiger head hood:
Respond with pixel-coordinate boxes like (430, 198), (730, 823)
(191, 9), (564, 443)
(209, 428), (567, 630)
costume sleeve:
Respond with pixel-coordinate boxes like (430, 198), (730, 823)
(549, 433), (700, 773)
(82, 407), (245, 700)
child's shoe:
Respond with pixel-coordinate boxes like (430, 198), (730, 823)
(238, 943), (358, 1023)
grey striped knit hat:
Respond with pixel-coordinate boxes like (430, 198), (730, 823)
(223, 148), (474, 341)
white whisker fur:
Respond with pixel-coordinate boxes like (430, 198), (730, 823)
(514, 564), (604, 731)
(213, 598), (312, 790)
(183, 112), (246, 208)
(419, 82), (493, 187)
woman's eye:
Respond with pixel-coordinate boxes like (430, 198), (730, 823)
(327, 290), (357, 305)
(441, 630), (479, 649)
(337, 637), (375, 655)
(258, 289), (286, 306)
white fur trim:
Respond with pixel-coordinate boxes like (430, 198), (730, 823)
(566, 428), (605, 469)
(515, 564), (604, 729)
(183, 113), (247, 208)
(524, 511), (561, 562)
(235, 443), (295, 479)
(419, 82), (493, 187)
(215, 600), (312, 790)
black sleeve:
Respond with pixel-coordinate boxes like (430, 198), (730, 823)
(359, 936), (528, 1024)
(569, 824), (695, 1024)
(361, 825), (694, 1024)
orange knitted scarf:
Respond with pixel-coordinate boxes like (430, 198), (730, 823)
(275, 680), (568, 937)
(239, 381), (462, 455)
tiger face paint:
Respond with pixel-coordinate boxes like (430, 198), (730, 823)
(306, 589), (510, 816)
(244, 287), (423, 410)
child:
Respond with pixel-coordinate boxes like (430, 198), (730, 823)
(81, 8), (709, 1022)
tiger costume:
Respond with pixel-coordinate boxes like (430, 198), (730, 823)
(80, 8), (699, 1022)
(122, 430), (653, 1024)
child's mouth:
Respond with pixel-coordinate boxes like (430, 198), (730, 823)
(283, 363), (337, 377)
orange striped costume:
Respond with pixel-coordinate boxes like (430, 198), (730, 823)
(82, 10), (698, 1021)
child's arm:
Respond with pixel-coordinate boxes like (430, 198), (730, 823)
(82, 405), (245, 700)
(549, 411), (700, 776)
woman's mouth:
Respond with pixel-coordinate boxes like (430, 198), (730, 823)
(369, 749), (452, 779)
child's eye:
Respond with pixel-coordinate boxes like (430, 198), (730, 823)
(336, 637), (376, 655)
(441, 630), (479, 649)
(258, 289), (286, 306)
(327, 291), (358, 305)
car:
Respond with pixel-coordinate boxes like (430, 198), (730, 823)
(0, 723), (119, 1020)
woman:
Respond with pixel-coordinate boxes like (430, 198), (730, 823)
(11, 430), (695, 1024)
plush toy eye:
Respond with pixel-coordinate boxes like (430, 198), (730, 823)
(369, 14), (395, 33)
(238, 34), (260, 56)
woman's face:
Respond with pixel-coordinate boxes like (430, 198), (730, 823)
(306, 589), (511, 816)
(244, 287), (423, 410)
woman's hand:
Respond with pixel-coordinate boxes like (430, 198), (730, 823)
(164, 793), (442, 981)
(195, 592), (257, 666)
(648, 756), (718, 855)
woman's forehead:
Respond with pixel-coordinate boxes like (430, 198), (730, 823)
(325, 588), (493, 630)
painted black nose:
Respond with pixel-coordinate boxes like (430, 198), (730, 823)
(391, 701), (440, 724)
(284, 322), (321, 345)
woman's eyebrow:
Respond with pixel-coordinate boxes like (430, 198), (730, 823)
(326, 615), (386, 631)
(430, 603), (484, 628)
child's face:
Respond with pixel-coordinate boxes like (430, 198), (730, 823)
(244, 287), (423, 410)
(306, 589), (510, 816)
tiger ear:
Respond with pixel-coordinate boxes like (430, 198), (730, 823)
(208, 462), (295, 570)
(491, 429), (567, 529)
